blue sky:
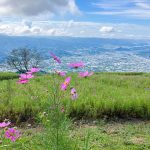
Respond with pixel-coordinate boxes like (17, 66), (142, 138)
(76, 0), (150, 24)
(0, 0), (150, 39)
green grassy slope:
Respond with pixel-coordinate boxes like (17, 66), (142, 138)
(0, 72), (150, 122)
(0, 72), (18, 80)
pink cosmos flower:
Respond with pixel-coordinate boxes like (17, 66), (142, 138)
(17, 79), (29, 84)
(61, 77), (71, 90)
(79, 71), (94, 78)
(30, 68), (40, 73)
(49, 52), (61, 63)
(55, 71), (66, 76)
(71, 88), (78, 100)
(5, 128), (20, 142)
(17, 71), (35, 84)
(68, 62), (84, 69)
(0, 121), (11, 128)
(19, 73), (34, 79)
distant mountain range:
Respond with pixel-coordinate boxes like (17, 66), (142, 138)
(0, 35), (150, 72)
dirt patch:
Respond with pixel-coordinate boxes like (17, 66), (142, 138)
(130, 137), (145, 145)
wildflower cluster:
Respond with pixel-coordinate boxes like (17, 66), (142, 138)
(17, 51), (94, 101)
(79, 71), (94, 78)
(0, 51), (93, 146)
(49, 52), (94, 101)
(17, 68), (40, 84)
(0, 120), (20, 142)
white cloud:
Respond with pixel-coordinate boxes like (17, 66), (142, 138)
(67, 20), (74, 28)
(90, 0), (150, 19)
(99, 26), (114, 33)
(0, 21), (150, 39)
(0, 0), (80, 17)
(92, 0), (130, 10)
(31, 27), (41, 34)
(90, 9), (150, 19)
(68, 0), (80, 15)
(135, 2), (150, 9)
(22, 20), (32, 28)
(80, 30), (85, 34)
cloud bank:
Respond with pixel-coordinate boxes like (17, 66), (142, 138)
(0, 21), (150, 39)
(0, 0), (80, 16)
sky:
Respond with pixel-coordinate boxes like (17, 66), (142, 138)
(0, 0), (150, 39)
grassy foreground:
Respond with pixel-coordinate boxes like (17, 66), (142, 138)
(0, 72), (150, 122)
(0, 72), (150, 150)
(1, 120), (150, 150)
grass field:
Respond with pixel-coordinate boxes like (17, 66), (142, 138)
(0, 72), (150, 149)
(0, 72), (150, 122)
(1, 120), (150, 150)
(0, 72), (18, 81)
(73, 119), (150, 150)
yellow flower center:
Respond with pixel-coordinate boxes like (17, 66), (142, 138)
(64, 81), (68, 86)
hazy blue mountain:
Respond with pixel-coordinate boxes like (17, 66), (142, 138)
(0, 35), (147, 56)
(0, 35), (149, 72)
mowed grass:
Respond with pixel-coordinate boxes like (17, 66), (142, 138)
(0, 72), (150, 122)
(72, 119), (150, 150)
(1, 120), (150, 150)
